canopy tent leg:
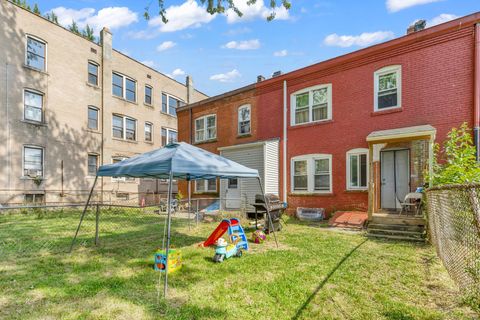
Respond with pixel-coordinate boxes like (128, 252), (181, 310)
(187, 180), (191, 230)
(164, 171), (174, 298)
(69, 175), (98, 253)
(257, 177), (279, 248)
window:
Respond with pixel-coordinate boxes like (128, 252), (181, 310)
(26, 36), (46, 71)
(88, 154), (98, 176)
(162, 93), (168, 113)
(112, 157), (134, 182)
(24, 89), (43, 122)
(195, 115), (216, 142)
(24, 193), (44, 204)
(161, 93), (184, 116)
(161, 128), (177, 146)
(374, 65), (401, 111)
(112, 115), (136, 141)
(145, 122), (153, 142)
(291, 84), (332, 125)
(291, 154), (332, 193)
(195, 179), (217, 193)
(145, 85), (153, 105)
(238, 105), (251, 135)
(88, 106), (99, 130)
(347, 149), (368, 190)
(112, 72), (136, 102)
(88, 62), (99, 86)
(23, 146), (43, 177)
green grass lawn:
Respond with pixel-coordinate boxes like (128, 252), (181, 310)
(0, 208), (476, 319)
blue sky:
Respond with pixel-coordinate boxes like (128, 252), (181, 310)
(33, 0), (479, 96)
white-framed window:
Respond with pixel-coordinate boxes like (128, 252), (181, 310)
(145, 122), (153, 142)
(112, 114), (137, 141)
(24, 89), (43, 123)
(161, 128), (177, 146)
(374, 65), (401, 111)
(195, 115), (216, 142)
(88, 106), (99, 130)
(291, 154), (332, 193)
(24, 193), (45, 204)
(112, 157), (134, 182)
(26, 35), (46, 71)
(87, 154), (98, 176)
(145, 85), (153, 105)
(195, 179), (217, 193)
(161, 93), (185, 116)
(23, 145), (44, 178)
(238, 104), (251, 135)
(346, 148), (369, 190)
(112, 72), (136, 102)
(88, 61), (99, 86)
(291, 84), (332, 126)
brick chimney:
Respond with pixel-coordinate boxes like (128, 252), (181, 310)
(257, 75), (265, 82)
(407, 20), (426, 35)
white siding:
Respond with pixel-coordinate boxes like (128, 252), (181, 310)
(220, 145), (264, 210)
(264, 140), (279, 195)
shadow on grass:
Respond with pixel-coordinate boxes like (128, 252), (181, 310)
(291, 239), (368, 320)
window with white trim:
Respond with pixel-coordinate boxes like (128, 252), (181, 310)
(88, 154), (98, 176)
(112, 157), (134, 182)
(238, 104), (251, 135)
(195, 115), (216, 142)
(161, 128), (177, 146)
(26, 35), (46, 71)
(112, 114), (136, 141)
(145, 122), (153, 142)
(145, 85), (153, 105)
(88, 62), (99, 86)
(88, 106), (99, 130)
(291, 154), (332, 193)
(24, 89), (43, 123)
(112, 72), (136, 102)
(346, 149), (368, 190)
(161, 93), (185, 116)
(23, 146), (44, 177)
(195, 179), (217, 193)
(291, 84), (332, 125)
(374, 65), (401, 111)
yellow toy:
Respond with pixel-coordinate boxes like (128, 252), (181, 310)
(154, 249), (182, 273)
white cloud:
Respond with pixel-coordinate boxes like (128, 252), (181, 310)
(427, 13), (459, 27)
(324, 31), (395, 48)
(51, 6), (138, 33)
(166, 68), (186, 79)
(225, 0), (289, 23)
(223, 39), (260, 50)
(149, 0), (216, 33)
(157, 41), (177, 52)
(210, 69), (241, 82)
(224, 27), (252, 36)
(386, 0), (442, 13)
(274, 49), (288, 57)
(127, 29), (159, 40)
(141, 60), (156, 68)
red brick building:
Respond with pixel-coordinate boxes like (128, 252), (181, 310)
(177, 13), (480, 219)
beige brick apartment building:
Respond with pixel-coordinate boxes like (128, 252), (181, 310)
(0, 1), (207, 204)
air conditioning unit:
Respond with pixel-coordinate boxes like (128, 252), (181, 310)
(26, 169), (42, 178)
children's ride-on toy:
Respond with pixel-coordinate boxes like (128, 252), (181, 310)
(213, 237), (243, 263)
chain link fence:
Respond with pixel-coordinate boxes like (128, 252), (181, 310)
(426, 184), (480, 303)
(0, 197), (248, 258)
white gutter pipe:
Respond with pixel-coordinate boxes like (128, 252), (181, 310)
(283, 80), (288, 202)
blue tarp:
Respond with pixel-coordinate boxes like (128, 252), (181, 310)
(96, 142), (259, 180)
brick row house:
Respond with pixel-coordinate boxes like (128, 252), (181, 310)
(178, 13), (480, 220)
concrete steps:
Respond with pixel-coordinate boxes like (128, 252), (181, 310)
(367, 220), (426, 242)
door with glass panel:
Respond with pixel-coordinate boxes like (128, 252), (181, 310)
(380, 149), (409, 210)
(226, 178), (241, 209)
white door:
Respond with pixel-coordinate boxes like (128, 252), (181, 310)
(225, 178), (241, 209)
(380, 150), (410, 210)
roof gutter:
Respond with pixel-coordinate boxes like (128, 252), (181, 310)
(474, 23), (480, 161)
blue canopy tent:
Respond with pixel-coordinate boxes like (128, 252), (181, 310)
(70, 142), (278, 297)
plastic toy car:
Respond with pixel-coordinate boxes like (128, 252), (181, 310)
(213, 238), (243, 263)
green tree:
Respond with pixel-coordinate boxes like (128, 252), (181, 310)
(430, 122), (480, 185)
(45, 11), (59, 24)
(144, 0), (291, 22)
(69, 20), (80, 35)
(33, 3), (40, 15)
(82, 24), (95, 42)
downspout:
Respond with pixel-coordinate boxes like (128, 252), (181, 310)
(5, 63), (10, 191)
(474, 23), (480, 161)
(283, 80), (288, 202)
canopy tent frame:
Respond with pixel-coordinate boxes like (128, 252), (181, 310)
(69, 142), (278, 298)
